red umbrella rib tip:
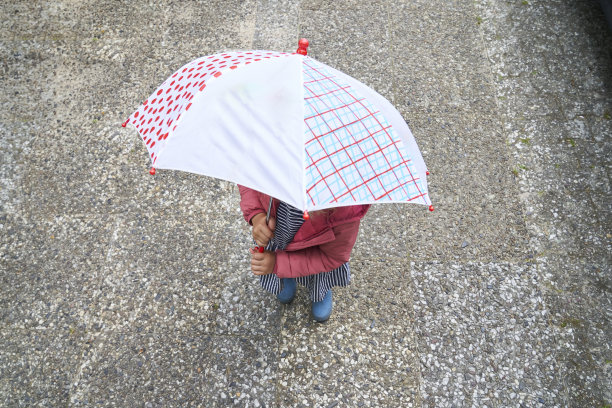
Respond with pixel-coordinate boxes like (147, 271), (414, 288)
(149, 167), (156, 175)
(122, 120), (128, 127)
(429, 205), (434, 212)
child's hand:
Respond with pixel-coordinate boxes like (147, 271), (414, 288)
(250, 248), (276, 275)
(251, 213), (276, 248)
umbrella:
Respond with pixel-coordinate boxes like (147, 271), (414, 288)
(123, 39), (433, 216)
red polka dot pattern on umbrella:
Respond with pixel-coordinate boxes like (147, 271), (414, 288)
(126, 51), (291, 165)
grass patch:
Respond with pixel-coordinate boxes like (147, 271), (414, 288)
(559, 317), (582, 328)
(512, 165), (528, 176)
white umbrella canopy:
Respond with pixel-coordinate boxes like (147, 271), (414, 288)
(123, 39), (433, 214)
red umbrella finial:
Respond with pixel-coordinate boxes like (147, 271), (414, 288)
(297, 38), (309, 55)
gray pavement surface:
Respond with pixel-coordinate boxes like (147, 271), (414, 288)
(0, 0), (610, 407)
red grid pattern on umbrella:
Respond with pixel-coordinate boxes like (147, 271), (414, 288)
(126, 51), (290, 165)
(302, 58), (427, 207)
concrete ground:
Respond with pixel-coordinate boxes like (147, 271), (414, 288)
(0, 0), (610, 407)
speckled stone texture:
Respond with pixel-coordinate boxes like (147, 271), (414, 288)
(473, 0), (612, 406)
(0, 0), (610, 407)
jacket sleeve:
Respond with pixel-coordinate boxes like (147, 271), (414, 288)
(274, 220), (361, 278)
(238, 185), (265, 224)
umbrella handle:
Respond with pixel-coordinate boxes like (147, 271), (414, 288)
(265, 197), (273, 224)
(252, 198), (274, 254)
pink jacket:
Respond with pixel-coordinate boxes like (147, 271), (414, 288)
(238, 185), (370, 279)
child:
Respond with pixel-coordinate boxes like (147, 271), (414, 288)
(238, 185), (369, 322)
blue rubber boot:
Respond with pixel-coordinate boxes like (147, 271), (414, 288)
(277, 278), (297, 304)
(312, 289), (333, 322)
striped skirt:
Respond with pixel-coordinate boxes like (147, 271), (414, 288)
(260, 201), (350, 302)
